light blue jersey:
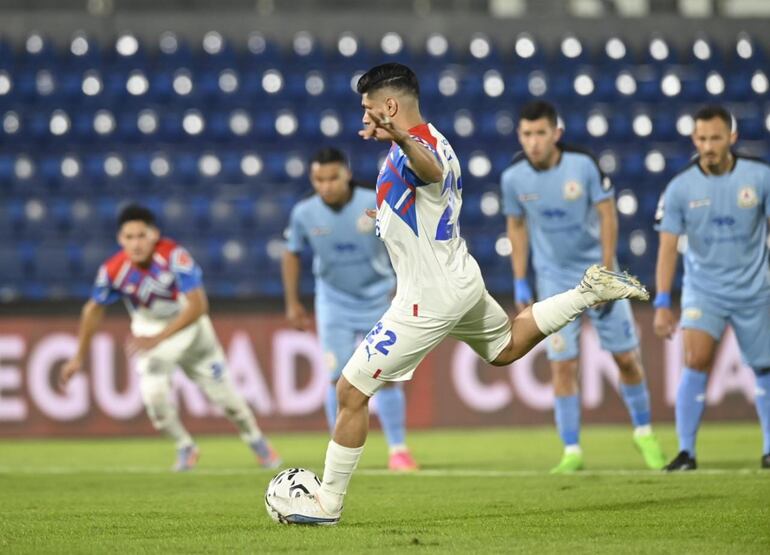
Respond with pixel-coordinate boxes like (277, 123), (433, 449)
(500, 145), (637, 361)
(286, 187), (395, 328)
(500, 145), (614, 285)
(656, 154), (770, 309)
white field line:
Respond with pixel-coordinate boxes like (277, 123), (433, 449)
(0, 466), (765, 477)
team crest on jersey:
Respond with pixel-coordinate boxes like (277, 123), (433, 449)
(357, 214), (375, 234)
(737, 186), (758, 208)
(563, 181), (583, 201)
(171, 249), (194, 272)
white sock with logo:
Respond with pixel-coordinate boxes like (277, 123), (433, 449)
(317, 441), (364, 514)
(531, 288), (596, 335)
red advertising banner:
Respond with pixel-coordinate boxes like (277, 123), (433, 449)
(0, 307), (758, 437)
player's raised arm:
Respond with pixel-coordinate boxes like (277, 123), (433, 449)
(58, 299), (106, 390)
(595, 199), (618, 270)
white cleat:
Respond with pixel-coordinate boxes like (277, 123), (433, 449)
(265, 492), (341, 526)
(578, 264), (650, 304)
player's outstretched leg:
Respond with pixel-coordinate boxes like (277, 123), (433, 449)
(376, 383), (418, 471)
(192, 369), (282, 469)
(754, 369), (770, 469)
(614, 350), (667, 469)
(139, 372), (199, 472)
(492, 265), (650, 366)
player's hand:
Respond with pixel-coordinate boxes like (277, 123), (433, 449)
(127, 335), (162, 356)
(514, 278), (533, 313)
(58, 357), (82, 391)
(365, 208), (376, 219)
(286, 302), (311, 331)
(653, 307), (676, 339)
(359, 110), (408, 143)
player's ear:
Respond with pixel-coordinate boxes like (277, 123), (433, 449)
(729, 131), (738, 145)
(385, 97), (398, 117)
(148, 225), (160, 242)
(554, 126), (563, 142)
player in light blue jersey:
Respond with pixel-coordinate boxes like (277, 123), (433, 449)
(281, 147), (418, 471)
(654, 105), (770, 471)
(501, 101), (666, 473)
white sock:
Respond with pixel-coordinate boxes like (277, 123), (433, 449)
(531, 287), (596, 335)
(564, 444), (582, 455)
(634, 425), (653, 437)
(317, 441), (364, 514)
(388, 444), (408, 455)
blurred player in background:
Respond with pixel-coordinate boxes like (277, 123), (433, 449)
(266, 63), (650, 525)
(501, 100), (666, 473)
(654, 105), (770, 471)
(281, 146), (418, 471)
(59, 204), (281, 471)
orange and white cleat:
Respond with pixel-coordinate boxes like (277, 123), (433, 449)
(174, 444), (200, 472)
(251, 438), (283, 469)
(388, 450), (419, 472)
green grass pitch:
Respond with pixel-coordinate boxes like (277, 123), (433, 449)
(1, 424), (768, 554)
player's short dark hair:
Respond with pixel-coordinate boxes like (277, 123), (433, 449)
(311, 147), (348, 166)
(693, 105), (732, 128)
(356, 63), (420, 98)
(519, 100), (558, 127)
(118, 204), (156, 228)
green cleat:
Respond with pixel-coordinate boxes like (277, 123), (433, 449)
(633, 433), (667, 470)
(550, 452), (584, 474)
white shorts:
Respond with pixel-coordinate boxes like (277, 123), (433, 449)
(342, 290), (511, 396)
(134, 315), (226, 380)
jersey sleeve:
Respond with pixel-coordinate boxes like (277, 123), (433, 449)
(402, 137), (443, 187)
(90, 265), (122, 305)
(587, 158), (614, 204)
(170, 246), (203, 293)
(285, 205), (307, 253)
(500, 169), (524, 217)
(654, 181), (685, 235)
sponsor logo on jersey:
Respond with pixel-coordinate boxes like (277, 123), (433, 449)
(563, 180), (583, 200)
(711, 215), (736, 227)
(518, 193), (540, 202)
(737, 185), (758, 208)
(541, 208), (567, 219)
(689, 198), (711, 209)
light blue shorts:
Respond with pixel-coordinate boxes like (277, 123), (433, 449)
(537, 279), (639, 362)
(681, 289), (770, 370)
(315, 302), (388, 381)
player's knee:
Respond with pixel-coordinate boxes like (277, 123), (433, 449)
(614, 350), (643, 377)
(336, 377), (369, 410)
(683, 351), (712, 371)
